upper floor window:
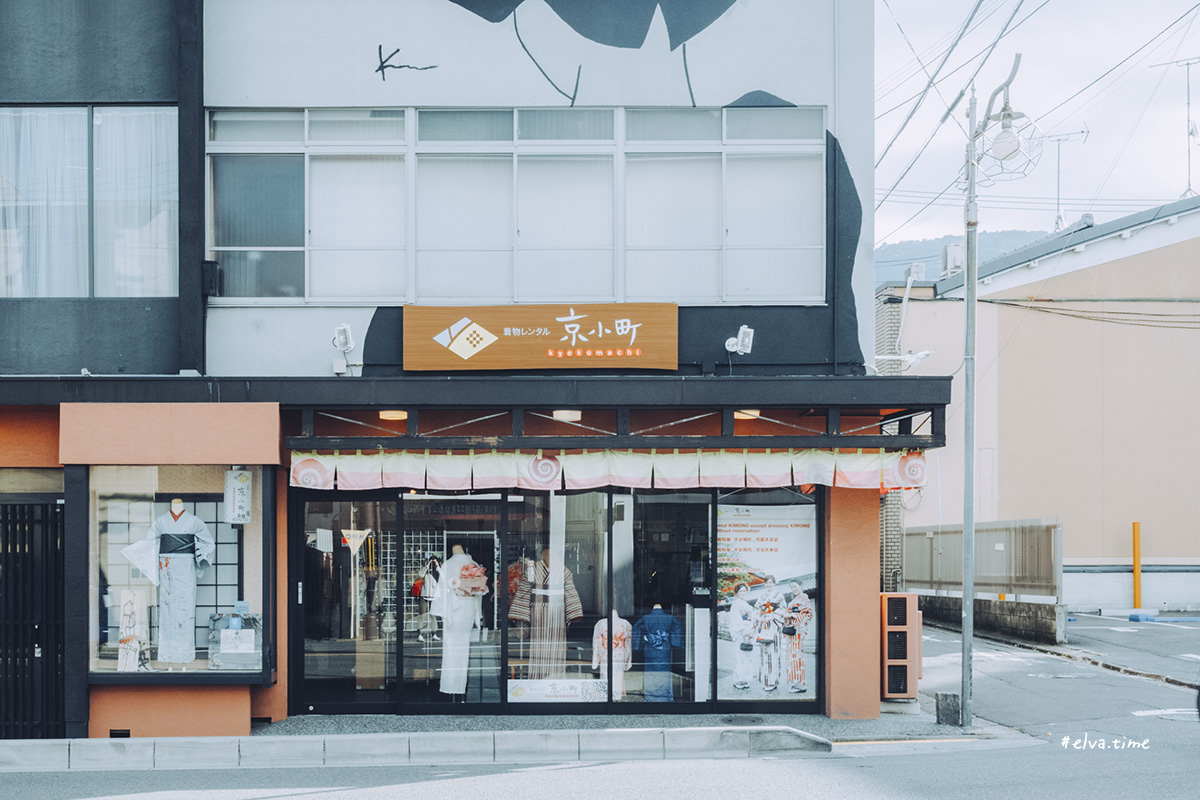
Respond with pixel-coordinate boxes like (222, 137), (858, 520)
(206, 107), (824, 305)
(0, 106), (178, 298)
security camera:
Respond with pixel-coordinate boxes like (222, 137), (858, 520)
(333, 323), (354, 353)
(724, 325), (754, 356)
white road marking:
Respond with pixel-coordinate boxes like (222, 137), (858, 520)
(1026, 673), (1095, 679)
(1105, 627), (1139, 632)
(1132, 708), (1200, 717)
(1149, 621), (1200, 629)
(1177, 653), (1200, 662)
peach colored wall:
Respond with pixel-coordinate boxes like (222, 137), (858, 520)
(59, 403), (281, 465)
(250, 467), (289, 722)
(824, 486), (881, 718)
(89, 686), (250, 737)
(0, 406), (61, 467)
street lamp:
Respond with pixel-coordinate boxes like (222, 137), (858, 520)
(957, 53), (1035, 728)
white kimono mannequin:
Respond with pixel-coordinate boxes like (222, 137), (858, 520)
(146, 499), (214, 668)
(430, 545), (486, 695)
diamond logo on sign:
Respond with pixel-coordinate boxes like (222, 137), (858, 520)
(434, 316), (499, 360)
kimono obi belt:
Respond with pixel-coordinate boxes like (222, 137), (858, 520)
(159, 533), (196, 554)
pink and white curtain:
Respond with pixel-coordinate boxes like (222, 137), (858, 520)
(290, 449), (927, 491)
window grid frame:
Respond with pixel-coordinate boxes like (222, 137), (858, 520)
(205, 107), (827, 307)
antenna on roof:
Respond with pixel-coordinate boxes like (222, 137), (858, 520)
(1044, 127), (1089, 232)
(1153, 56), (1200, 199)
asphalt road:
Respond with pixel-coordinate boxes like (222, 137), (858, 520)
(6, 619), (1198, 799)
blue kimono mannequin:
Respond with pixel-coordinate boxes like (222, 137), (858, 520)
(632, 605), (683, 701)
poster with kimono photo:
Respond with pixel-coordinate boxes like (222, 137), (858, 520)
(716, 501), (818, 701)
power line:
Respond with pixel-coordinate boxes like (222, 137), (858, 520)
(876, 1), (1027, 211)
(876, 0), (986, 169)
(1039, 3), (1200, 123)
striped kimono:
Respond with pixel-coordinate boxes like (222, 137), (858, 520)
(508, 560), (583, 678)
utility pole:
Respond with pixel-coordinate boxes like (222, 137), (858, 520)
(960, 53), (1026, 729)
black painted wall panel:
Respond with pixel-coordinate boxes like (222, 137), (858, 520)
(0, 0), (178, 103)
(0, 300), (180, 375)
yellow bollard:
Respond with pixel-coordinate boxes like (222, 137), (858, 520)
(1133, 522), (1142, 609)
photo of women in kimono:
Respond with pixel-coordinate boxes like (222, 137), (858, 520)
(754, 575), (785, 691)
(783, 581), (815, 693)
(728, 582), (756, 690)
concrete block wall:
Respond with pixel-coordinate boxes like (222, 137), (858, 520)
(917, 595), (1066, 644)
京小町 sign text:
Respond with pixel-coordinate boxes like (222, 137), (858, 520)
(403, 303), (677, 371)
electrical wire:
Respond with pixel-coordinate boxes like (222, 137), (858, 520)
(876, 175), (961, 245)
(876, 0), (1053, 120)
(1038, 2), (1200, 124)
(880, 0), (971, 139)
(876, 0), (986, 169)
(876, 1), (1026, 212)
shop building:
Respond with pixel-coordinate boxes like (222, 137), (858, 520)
(1, 0), (949, 739)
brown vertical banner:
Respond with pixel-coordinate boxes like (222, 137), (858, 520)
(403, 303), (678, 371)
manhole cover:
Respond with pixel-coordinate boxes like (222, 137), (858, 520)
(720, 715), (764, 725)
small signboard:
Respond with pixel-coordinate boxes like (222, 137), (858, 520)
(403, 303), (678, 371)
(224, 470), (253, 525)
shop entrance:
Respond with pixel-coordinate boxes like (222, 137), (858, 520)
(0, 500), (66, 739)
(290, 487), (818, 714)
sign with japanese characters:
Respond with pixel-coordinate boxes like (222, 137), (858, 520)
(403, 303), (677, 371)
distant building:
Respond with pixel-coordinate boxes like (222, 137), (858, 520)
(878, 198), (1200, 613)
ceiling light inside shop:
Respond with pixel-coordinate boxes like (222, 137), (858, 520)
(552, 409), (582, 422)
(379, 410), (408, 421)
(734, 409), (761, 420)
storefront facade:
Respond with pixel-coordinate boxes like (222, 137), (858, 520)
(1, 0), (950, 738)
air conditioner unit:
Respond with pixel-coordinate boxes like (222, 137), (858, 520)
(940, 242), (964, 278)
(905, 262), (926, 282)
(881, 592), (920, 699)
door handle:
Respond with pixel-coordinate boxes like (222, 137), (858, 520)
(297, 581), (303, 605)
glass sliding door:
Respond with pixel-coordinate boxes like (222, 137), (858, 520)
(505, 491), (610, 703)
(621, 491), (712, 704)
(400, 495), (501, 704)
(300, 499), (398, 708)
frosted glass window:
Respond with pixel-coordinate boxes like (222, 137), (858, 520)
(626, 154), (721, 247)
(516, 155), (612, 298)
(518, 109), (613, 140)
(627, 109), (721, 141)
(217, 250), (304, 298)
(626, 250), (720, 300)
(212, 156), (304, 247)
(308, 109), (404, 141)
(209, 110), (304, 142)
(310, 156), (404, 247)
(726, 108), (823, 140)
(725, 248), (824, 299)
(517, 156), (612, 248)
(93, 107), (179, 297)
(726, 155), (823, 247)
(419, 110), (512, 141)
(310, 251), (404, 297)
(0, 107), (88, 297)
(416, 155), (513, 300)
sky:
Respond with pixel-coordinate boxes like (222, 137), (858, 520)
(874, 0), (1200, 245)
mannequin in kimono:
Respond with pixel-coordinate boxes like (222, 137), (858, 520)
(633, 604), (684, 701)
(591, 612), (632, 700)
(508, 547), (583, 678)
(150, 498), (214, 669)
(431, 544), (487, 697)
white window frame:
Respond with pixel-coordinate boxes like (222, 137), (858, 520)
(205, 107), (826, 307)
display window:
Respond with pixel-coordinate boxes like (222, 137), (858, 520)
(716, 489), (819, 702)
(88, 466), (268, 677)
(290, 486), (819, 711)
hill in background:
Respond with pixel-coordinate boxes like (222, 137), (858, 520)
(875, 230), (1048, 285)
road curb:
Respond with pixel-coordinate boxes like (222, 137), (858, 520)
(925, 620), (1200, 692)
(0, 726), (833, 772)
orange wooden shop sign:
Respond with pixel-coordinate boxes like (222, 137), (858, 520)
(403, 303), (678, 371)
